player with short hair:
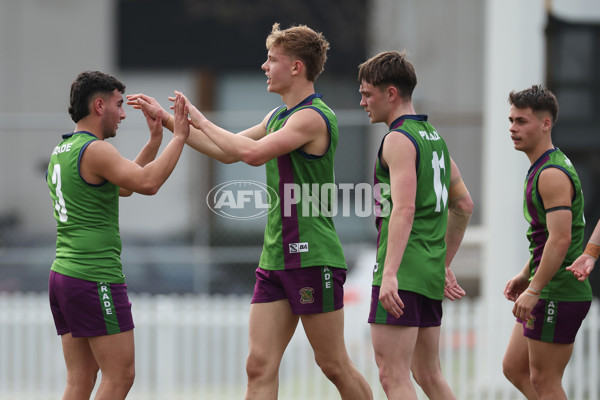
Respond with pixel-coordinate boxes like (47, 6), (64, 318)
(358, 50), (473, 399)
(128, 23), (372, 400)
(502, 85), (592, 400)
(47, 70), (189, 399)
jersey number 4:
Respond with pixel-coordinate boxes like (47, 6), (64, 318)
(51, 164), (68, 222)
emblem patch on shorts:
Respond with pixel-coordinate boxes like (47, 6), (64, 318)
(299, 287), (315, 304)
(525, 315), (536, 330)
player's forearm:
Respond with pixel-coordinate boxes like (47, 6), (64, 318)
(186, 125), (239, 164)
(530, 234), (571, 291)
(137, 135), (187, 195)
(162, 113), (175, 133)
(444, 191), (473, 267)
(132, 136), (163, 168)
(382, 206), (414, 278)
(200, 120), (260, 165)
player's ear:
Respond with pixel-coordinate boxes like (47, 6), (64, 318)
(386, 85), (398, 101)
(292, 60), (303, 77)
(93, 97), (105, 116)
(544, 115), (553, 131)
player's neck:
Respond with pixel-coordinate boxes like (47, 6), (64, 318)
(526, 142), (555, 164)
(280, 81), (315, 109)
(74, 120), (102, 140)
(387, 103), (416, 127)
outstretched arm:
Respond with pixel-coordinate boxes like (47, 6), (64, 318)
(180, 91), (328, 166)
(567, 218), (600, 281)
(443, 158), (473, 300)
(126, 93), (262, 164)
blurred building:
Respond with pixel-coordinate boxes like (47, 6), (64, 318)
(0, 0), (599, 296)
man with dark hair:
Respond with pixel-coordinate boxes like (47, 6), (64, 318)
(502, 85), (592, 400)
(358, 50), (473, 399)
(47, 71), (189, 399)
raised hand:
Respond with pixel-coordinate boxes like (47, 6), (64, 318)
(127, 94), (167, 122)
(173, 93), (190, 141)
(170, 91), (207, 130)
(140, 102), (163, 142)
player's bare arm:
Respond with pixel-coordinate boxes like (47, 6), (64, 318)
(119, 105), (164, 197)
(185, 96), (329, 167)
(80, 95), (189, 196)
(378, 132), (417, 318)
(127, 92), (261, 164)
(444, 157), (473, 300)
(512, 167), (573, 320)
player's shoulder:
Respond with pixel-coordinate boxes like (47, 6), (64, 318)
(537, 166), (573, 198)
(384, 129), (415, 145)
(82, 139), (120, 163)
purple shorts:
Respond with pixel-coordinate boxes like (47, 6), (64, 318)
(48, 271), (134, 337)
(368, 286), (443, 327)
(518, 299), (591, 344)
(251, 266), (346, 315)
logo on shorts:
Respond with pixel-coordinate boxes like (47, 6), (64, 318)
(289, 242), (309, 254)
(525, 315), (536, 330)
(299, 287), (315, 304)
(546, 301), (557, 324)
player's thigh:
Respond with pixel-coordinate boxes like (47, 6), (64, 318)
(528, 339), (573, 379)
(371, 323), (418, 370)
(88, 330), (135, 375)
(411, 326), (442, 371)
(61, 333), (98, 373)
(300, 308), (349, 360)
(248, 300), (299, 360)
(503, 322), (530, 373)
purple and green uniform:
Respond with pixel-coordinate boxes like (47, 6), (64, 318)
(252, 94), (346, 314)
(47, 131), (133, 336)
(258, 93), (346, 271)
(370, 115), (450, 325)
(520, 147), (591, 343)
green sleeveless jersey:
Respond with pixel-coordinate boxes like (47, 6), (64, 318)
(258, 94), (346, 270)
(373, 115), (450, 300)
(523, 148), (591, 301)
(47, 131), (124, 283)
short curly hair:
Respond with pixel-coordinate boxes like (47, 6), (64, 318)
(265, 23), (329, 82)
(68, 71), (125, 123)
(508, 85), (559, 125)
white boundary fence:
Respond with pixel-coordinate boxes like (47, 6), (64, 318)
(0, 292), (598, 400)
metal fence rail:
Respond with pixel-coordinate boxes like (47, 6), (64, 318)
(0, 292), (598, 399)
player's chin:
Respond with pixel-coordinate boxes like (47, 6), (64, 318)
(512, 140), (525, 150)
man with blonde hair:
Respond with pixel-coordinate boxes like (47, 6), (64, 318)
(128, 23), (372, 400)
